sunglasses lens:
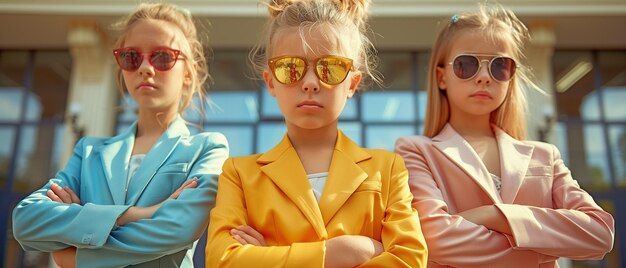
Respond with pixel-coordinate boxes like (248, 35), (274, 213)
(272, 57), (306, 84)
(453, 55), (480, 80)
(490, 57), (516, 82)
(316, 57), (351, 85)
(115, 49), (142, 71)
(150, 49), (177, 71)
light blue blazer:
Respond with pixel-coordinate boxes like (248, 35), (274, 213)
(12, 116), (229, 268)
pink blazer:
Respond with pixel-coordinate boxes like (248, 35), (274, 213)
(394, 124), (614, 268)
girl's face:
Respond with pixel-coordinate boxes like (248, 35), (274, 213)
(120, 19), (190, 114)
(263, 28), (361, 132)
(436, 30), (514, 122)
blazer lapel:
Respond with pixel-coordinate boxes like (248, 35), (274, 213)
(125, 117), (188, 205)
(495, 127), (534, 203)
(318, 131), (370, 225)
(433, 124), (501, 204)
(99, 122), (136, 205)
(258, 135), (327, 239)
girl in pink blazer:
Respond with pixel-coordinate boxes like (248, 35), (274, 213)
(394, 4), (614, 268)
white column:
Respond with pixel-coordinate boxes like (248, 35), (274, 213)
(60, 20), (117, 167)
(525, 22), (557, 143)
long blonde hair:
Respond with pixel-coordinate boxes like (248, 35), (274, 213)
(424, 4), (536, 140)
(250, 0), (380, 89)
(112, 3), (210, 117)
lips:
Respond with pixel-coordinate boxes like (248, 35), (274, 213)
(470, 91), (492, 99)
(297, 100), (323, 108)
(137, 82), (156, 90)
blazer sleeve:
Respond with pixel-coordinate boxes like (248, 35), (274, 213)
(12, 138), (130, 252)
(206, 158), (326, 268)
(74, 133), (229, 267)
(359, 154), (428, 268)
(495, 144), (615, 259)
(394, 137), (545, 267)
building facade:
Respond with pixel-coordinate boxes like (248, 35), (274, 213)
(0, 0), (625, 267)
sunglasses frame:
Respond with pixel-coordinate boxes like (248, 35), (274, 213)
(268, 55), (354, 85)
(448, 54), (517, 82)
(113, 47), (185, 72)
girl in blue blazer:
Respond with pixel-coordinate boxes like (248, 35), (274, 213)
(12, 3), (228, 267)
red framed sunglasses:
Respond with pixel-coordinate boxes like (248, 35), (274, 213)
(113, 47), (184, 71)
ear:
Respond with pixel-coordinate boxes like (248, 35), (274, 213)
(436, 66), (447, 90)
(347, 71), (362, 99)
(263, 69), (276, 97)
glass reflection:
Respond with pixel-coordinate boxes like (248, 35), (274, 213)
(14, 124), (61, 194)
(366, 125), (415, 151)
(362, 92), (415, 122)
(0, 127), (16, 189)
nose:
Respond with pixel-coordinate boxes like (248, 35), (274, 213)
(300, 67), (320, 93)
(137, 56), (155, 77)
(474, 60), (491, 85)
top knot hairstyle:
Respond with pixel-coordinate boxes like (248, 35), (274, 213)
(251, 0), (381, 89)
(423, 3), (539, 140)
(112, 3), (210, 116)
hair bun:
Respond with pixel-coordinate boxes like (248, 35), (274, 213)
(266, 0), (295, 18)
(336, 0), (370, 28)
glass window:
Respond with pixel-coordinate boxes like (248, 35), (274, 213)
(609, 125), (626, 188)
(14, 124), (61, 194)
(0, 127), (16, 189)
(260, 85), (281, 119)
(599, 51), (626, 122)
(257, 122), (287, 153)
(362, 92), (415, 122)
(29, 51), (71, 121)
(203, 92), (259, 123)
(372, 52), (413, 90)
(417, 52), (430, 91)
(209, 50), (259, 91)
(340, 97), (357, 120)
(581, 124), (611, 191)
(338, 122), (362, 146)
(365, 124), (415, 151)
(204, 125), (253, 157)
(0, 51), (29, 88)
(0, 88), (23, 121)
(552, 51), (598, 121)
(554, 122), (570, 166)
(117, 94), (138, 123)
(417, 90), (428, 122)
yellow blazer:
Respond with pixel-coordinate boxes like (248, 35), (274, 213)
(206, 131), (427, 267)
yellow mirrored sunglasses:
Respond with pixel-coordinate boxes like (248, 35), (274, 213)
(268, 55), (354, 85)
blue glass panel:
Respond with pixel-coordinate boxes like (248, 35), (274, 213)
(338, 122), (362, 146)
(257, 123), (287, 153)
(203, 92), (259, 122)
(602, 87), (626, 121)
(15, 125), (60, 194)
(362, 92), (415, 122)
(0, 88), (23, 121)
(204, 126), (253, 157)
(261, 85), (282, 118)
(0, 127), (15, 189)
(117, 94), (138, 122)
(582, 124), (610, 191)
(609, 125), (626, 188)
(417, 90), (428, 122)
(339, 97), (357, 120)
(365, 125), (415, 151)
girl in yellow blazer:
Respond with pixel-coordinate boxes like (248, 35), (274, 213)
(206, 0), (427, 267)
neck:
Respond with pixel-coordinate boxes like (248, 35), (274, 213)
(136, 108), (178, 137)
(286, 122), (338, 151)
(449, 113), (494, 138)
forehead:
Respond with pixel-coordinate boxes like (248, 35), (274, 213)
(447, 30), (514, 58)
(122, 19), (185, 49)
(270, 25), (353, 60)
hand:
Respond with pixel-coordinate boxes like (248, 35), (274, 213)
(457, 205), (512, 235)
(52, 247), (76, 268)
(325, 235), (384, 268)
(47, 183), (80, 204)
(230, 225), (267, 246)
(116, 177), (199, 226)
(168, 177), (198, 199)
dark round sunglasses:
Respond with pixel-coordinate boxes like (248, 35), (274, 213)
(113, 47), (184, 72)
(449, 54), (517, 82)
